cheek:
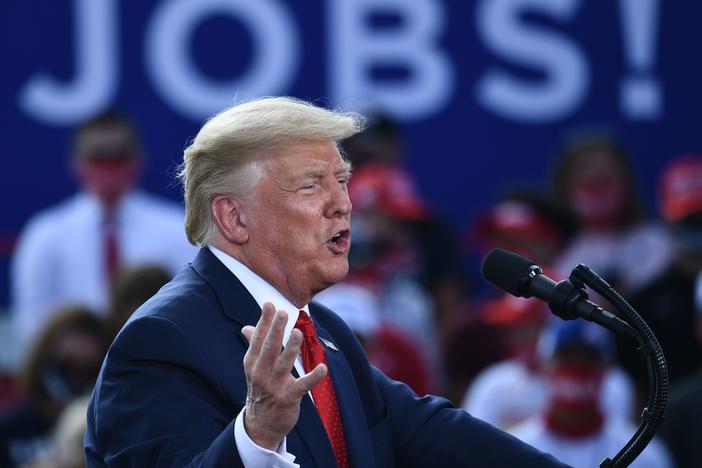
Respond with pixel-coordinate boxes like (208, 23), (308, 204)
(283, 205), (324, 238)
(269, 218), (318, 257)
(250, 196), (325, 251)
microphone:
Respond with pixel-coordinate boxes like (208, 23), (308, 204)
(482, 248), (637, 339)
(485, 248), (668, 468)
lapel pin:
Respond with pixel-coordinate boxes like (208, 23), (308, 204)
(320, 338), (339, 351)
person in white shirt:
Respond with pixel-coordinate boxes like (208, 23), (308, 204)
(11, 112), (195, 350)
(511, 320), (674, 468)
(462, 299), (634, 430)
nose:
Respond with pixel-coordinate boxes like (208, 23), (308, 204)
(325, 181), (352, 218)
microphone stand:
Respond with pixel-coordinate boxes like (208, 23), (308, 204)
(552, 264), (669, 468)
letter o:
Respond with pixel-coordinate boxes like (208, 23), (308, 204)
(146, 0), (300, 120)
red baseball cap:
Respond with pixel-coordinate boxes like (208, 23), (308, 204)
(475, 201), (563, 245)
(660, 155), (702, 222)
(349, 164), (428, 221)
(481, 295), (547, 327)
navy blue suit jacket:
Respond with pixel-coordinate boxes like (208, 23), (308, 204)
(85, 249), (568, 467)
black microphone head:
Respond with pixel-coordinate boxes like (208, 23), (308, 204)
(482, 248), (540, 297)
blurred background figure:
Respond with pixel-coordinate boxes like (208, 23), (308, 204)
(553, 132), (673, 296)
(107, 264), (171, 339)
(11, 111), (195, 351)
(472, 191), (576, 265)
(456, 191), (633, 427)
(345, 115), (468, 330)
(21, 396), (91, 468)
(344, 113), (401, 167)
(621, 156), (702, 468)
(0, 308), (108, 468)
(346, 163), (444, 388)
(445, 191), (573, 406)
(0, 373), (22, 412)
(459, 295), (549, 428)
(658, 273), (702, 468)
(618, 156), (702, 399)
(511, 320), (672, 468)
(315, 283), (434, 396)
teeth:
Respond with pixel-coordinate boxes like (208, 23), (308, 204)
(332, 233), (342, 241)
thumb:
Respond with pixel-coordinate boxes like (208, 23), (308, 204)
(293, 364), (327, 397)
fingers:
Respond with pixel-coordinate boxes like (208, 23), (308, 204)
(257, 309), (288, 370)
(244, 303), (292, 378)
(243, 303), (276, 371)
(241, 326), (255, 342)
(272, 328), (302, 379)
(293, 363), (327, 398)
(244, 303), (276, 358)
(244, 304), (323, 401)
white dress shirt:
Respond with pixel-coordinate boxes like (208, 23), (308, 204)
(209, 246), (309, 468)
(11, 191), (197, 350)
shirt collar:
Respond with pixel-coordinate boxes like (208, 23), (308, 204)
(78, 190), (141, 223)
(208, 245), (308, 345)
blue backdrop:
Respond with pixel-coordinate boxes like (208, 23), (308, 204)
(2, 0), (701, 308)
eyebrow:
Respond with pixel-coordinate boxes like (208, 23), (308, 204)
(300, 161), (353, 179)
(339, 160), (353, 173)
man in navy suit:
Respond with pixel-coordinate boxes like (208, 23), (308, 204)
(85, 97), (568, 467)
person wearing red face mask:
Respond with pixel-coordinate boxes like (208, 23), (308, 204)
(552, 133), (674, 296)
(511, 320), (673, 468)
(11, 112), (195, 351)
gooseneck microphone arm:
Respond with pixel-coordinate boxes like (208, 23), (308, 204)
(482, 248), (669, 468)
(520, 264), (639, 340)
(570, 263), (668, 468)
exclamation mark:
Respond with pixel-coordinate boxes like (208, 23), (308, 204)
(618, 0), (662, 120)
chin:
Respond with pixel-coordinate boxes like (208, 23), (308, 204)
(320, 260), (349, 287)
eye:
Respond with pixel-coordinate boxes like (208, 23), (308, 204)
(301, 182), (319, 191)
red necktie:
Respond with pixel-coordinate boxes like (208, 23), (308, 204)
(103, 216), (120, 285)
(294, 312), (349, 468)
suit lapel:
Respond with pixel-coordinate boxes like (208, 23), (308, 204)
(311, 309), (375, 468)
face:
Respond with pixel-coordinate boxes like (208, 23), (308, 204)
(567, 149), (628, 226)
(545, 349), (605, 412)
(73, 124), (141, 205)
(42, 329), (105, 404)
(240, 140), (352, 306)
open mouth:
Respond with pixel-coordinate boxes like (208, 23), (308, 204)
(327, 229), (350, 253)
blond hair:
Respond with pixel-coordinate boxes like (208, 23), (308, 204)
(178, 97), (364, 247)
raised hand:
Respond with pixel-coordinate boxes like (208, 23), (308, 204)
(241, 302), (327, 450)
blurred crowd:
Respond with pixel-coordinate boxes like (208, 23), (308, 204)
(1, 111), (701, 468)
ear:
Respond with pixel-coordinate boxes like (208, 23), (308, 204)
(211, 195), (249, 245)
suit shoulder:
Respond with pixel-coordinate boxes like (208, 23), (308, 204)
(124, 266), (220, 332)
